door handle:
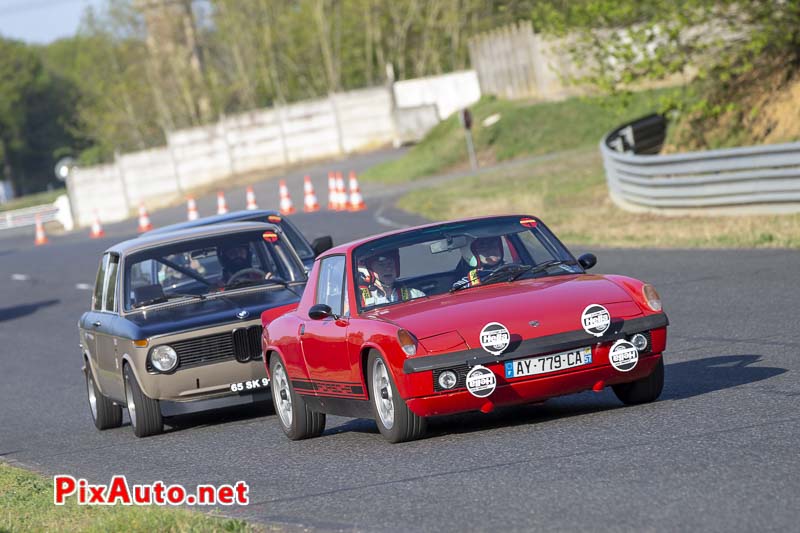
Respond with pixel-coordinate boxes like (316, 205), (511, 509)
(298, 324), (305, 336)
(92, 321), (101, 327)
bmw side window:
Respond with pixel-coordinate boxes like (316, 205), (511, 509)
(92, 254), (109, 311)
(316, 256), (345, 316)
(103, 255), (120, 313)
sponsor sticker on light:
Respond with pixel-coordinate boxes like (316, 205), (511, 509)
(609, 339), (638, 372)
(581, 304), (611, 337)
(465, 365), (496, 398)
(479, 322), (510, 355)
(262, 231), (278, 243)
(519, 217), (537, 228)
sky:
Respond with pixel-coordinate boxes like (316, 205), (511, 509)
(0, 0), (103, 44)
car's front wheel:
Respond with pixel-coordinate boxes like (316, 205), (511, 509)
(123, 364), (163, 438)
(612, 356), (664, 405)
(367, 351), (426, 443)
(85, 366), (122, 430)
(269, 355), (325, 440)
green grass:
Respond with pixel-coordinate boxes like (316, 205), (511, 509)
(362, 88), (680, 184)
(0, 189), (65, 212)
(397, 147), (800, 249)
(0, 462), (260, 533)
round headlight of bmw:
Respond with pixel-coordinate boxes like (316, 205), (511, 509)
(438, 370), (458, 390)
(642, 284), (662, 312)
(150, 345), (178, 372)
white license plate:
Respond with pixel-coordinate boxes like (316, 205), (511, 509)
(504, 347), (592, 378)
(229, 378), (270, 394)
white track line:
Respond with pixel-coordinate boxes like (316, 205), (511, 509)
(11, 274), (30, 281)
(373, 201), (409, 229)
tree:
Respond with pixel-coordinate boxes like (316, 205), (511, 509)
(0, 38), (81, 194)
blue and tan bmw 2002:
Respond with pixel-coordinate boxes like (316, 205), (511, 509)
(79, 222), (306, 437)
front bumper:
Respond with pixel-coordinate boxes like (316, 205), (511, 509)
(405, 353), (662, 417)
(135, 359), (269, 402)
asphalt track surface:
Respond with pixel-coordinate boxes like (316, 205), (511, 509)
(1, 148), (799, 532)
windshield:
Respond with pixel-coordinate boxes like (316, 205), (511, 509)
(276, 218), (314, 260)
(123, 229), (305, 310)
(353, 216), (580, 312)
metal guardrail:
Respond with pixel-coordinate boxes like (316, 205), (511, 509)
(600, 114), (800, 214)
(0, 204), (60, 230)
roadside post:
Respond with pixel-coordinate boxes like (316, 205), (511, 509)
(54, 157), (76, 231)
(460, 108), (478, 172)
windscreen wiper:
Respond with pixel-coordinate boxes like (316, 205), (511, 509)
(165, 291), (206, 301)
(480, 263), (534, 285)
(510, 259), (576, 281)
(450, 263), (532, 293)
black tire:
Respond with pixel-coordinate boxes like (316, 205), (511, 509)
(269, 355), (325, 440)
(367, 351), (426, 443)
(85, 366), (122, 430)
(123, 364), (163, 438)
(612, 357), (664, 405)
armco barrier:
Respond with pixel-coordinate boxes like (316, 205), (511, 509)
(0, 194), (74, 231)
(601, 114), (800, 214)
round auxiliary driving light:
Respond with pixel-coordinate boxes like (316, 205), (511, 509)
(631, 333), (648, 352)
(150, 345), (178, 372)
(438, 370), (458, 390)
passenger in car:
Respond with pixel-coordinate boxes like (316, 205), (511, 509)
(359, 250), (425, 307)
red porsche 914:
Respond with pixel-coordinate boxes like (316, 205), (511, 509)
(261, 215), (668, 443)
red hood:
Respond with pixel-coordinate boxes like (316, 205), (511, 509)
(365, 274), (642, 352)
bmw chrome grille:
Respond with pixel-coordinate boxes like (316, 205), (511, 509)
(146, 325), (263, 372)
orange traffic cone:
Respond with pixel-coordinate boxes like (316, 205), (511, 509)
(137, 203), (153, 233)
(278, 180), (296, 215)
(327, 171), (337, 210)
(34, 214), (48, 246)
(90, 210), (105, 238)
(303, 176), (320, 213)
(187, 197), (199, 221)
(217, 191), (229, 215)
(335, 172), (347, 211)
(246, 186), (258, 210)
(348, 171), (367, 211)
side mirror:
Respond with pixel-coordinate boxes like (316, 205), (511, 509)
(311, 236), (333, 257)
(578, 253), (597, 270)
(308, 303), (333, 320)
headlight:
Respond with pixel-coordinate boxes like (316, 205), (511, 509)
(438, 370), (458, 390)
(397, 329), (418, 356)
(642, 284), (662, 312)
(150, 345), (178, 372)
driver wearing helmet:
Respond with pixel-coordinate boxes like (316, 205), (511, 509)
(452, 235), (505, 290)
(359, 250), (425, 307)
(218, 241), (270, 284)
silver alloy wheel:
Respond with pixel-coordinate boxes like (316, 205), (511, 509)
(273, 362), (293, 428)
(87, 373), (98, 421)
(372, 358), (394, 429)
(125, 377), (137, 429)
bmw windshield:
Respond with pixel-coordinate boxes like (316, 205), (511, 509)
(124, 229), (305, 311)
(353, 216), (582, 312)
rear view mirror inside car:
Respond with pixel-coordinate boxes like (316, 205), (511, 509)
(430, 235), (468, 254)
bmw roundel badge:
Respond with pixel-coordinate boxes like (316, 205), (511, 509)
(237, 310), (249, 320)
